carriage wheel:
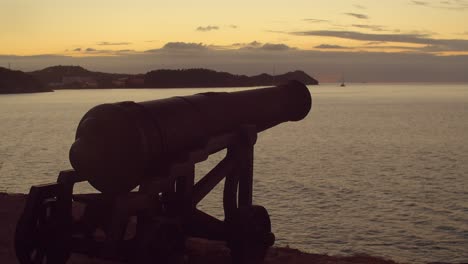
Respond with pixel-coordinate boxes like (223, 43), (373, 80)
(229, 205), (275, 264)
(15, 198), (71, 264)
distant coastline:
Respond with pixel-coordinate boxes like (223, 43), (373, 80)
(0, 65), (318, 94)
(0, 67), (52, 94)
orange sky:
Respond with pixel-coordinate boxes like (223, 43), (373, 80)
(1, 0), (468, 82)
(1, 0), (467, 55)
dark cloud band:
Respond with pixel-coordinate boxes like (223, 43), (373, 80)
(344, 13), (369, 19)
(196, 25), (219, 32)
(290, 30), (468, 52)
(97, 42), (131, 46)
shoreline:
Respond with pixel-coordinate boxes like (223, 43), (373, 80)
(0, 192), (400, 264)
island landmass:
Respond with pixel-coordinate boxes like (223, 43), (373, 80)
(1, 66), (318, 94)
(0, 65), (319, 94)
(26, 65), (318, 90)
(0, 67), (52, 94)
(144, 68), (319, 88)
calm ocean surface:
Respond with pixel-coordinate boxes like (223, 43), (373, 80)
(1, 84), (467, 263)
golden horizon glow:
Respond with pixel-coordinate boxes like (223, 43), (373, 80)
(1, 0), (468, 56)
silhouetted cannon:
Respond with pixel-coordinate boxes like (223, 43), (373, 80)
(15, 81), (312, 264)
(70, 81), (311, 194)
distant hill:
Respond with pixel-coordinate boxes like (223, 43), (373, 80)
(29, 66), (130, 89)
(144, 69), (319, 88)
(0, 67), (52, 94)
(27, 66), (318, 89)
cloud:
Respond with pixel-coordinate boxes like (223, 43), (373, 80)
(411, 0), (429, 6)
(233, 41), (294, 51)
(97, 42), (131, 46)
(196, 25), (219, 32)
(144, 41), (292, 52)
(290, 30), (468, 52)
(303, 18), (329, 23)
(344, 13), (369, 19)
(315, 44), (350, 49)
(249, 41), (262, 47)
(366, 41), (388, 45)
(360, 45), (423, 51)
(260, 43), (293, 51)
(144, 42), (209, 53)
(291, 30), (428, 43)
(116, 49), (135, 53)
(82, 48), (125, 55)
(228, 25), (238, 29)
(161, 42), (207, 50)
(3, 49), (468, 83)
(410, 0), (468, 10)
(233, 41), (262, 48)
(353, 4), (366, 9)
(352, 24), (385, 32)
(68, 47), (134, 55)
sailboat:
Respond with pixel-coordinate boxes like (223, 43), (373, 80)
(340, 73), (346, 87)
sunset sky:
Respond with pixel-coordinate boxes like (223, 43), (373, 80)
(1, 0), (468, 82)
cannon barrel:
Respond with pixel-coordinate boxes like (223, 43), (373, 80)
(69, 81), (312, 194)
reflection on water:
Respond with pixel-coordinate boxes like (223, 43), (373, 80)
(1, 84), (467, 263)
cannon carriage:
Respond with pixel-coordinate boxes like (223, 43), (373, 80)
(14, 81), (312, 264)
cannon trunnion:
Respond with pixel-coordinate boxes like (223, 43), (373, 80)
(15, 81), (312, 264)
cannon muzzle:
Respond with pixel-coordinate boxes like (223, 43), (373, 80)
(69, 81), (312, 194)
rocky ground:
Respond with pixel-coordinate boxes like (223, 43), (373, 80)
(0, 193), (398, 264)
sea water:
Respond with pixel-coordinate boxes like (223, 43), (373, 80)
(1, 84), (467, 263)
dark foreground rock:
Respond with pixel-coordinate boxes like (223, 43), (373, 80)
(0, 193), (397, 264)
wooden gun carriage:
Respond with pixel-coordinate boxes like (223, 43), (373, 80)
(14, 81), (312, 264)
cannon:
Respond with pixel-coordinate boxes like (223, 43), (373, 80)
(15, 81), (312, 264)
